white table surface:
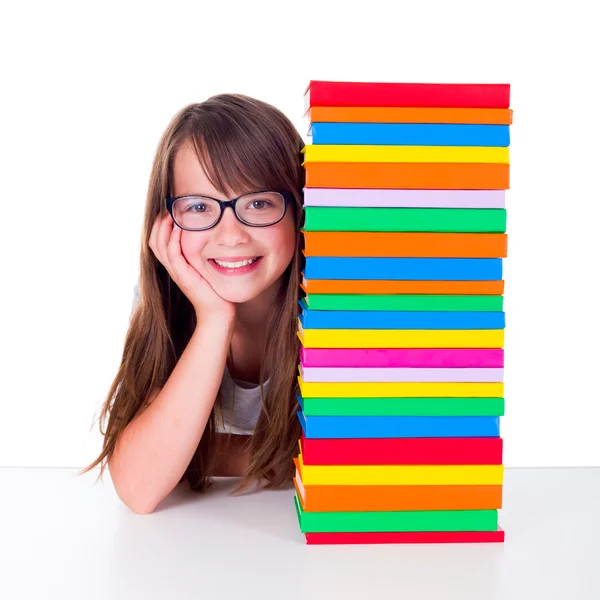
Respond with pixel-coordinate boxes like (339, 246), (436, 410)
(1, 466), (598, 599)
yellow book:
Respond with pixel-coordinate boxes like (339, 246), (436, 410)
(302, 144), (510, 164)
(297, 452), (504, 486)
(298, 374), (503, 398)
(297, 320), (504, 349)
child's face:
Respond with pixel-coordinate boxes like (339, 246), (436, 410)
(171, 143), (297, 304)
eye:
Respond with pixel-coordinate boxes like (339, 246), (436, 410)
(248, 199), (272, 210)
(187, 202), (210, 213)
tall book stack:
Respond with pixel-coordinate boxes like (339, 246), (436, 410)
(293, 80), (511, 545)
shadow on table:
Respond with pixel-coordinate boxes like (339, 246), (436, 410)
(150, 475), (304, 543)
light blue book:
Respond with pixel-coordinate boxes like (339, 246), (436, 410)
(309, 122), (510, 146)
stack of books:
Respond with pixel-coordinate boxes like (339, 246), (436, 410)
(293, 80), (511, 545)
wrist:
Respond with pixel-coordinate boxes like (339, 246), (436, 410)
(194, 310), (236, 334)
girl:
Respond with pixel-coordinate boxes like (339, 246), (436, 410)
(79, 94), (305, 514)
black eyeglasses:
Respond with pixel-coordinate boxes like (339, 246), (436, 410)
(165, 190), (295, 231)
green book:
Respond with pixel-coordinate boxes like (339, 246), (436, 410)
(303, 207), (507, 232)
(294, 496), (498, 533)
(304, 294), (504, 312)
(301, 396), (505, 417)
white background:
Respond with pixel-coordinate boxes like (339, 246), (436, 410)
(0, 0), (598, 469)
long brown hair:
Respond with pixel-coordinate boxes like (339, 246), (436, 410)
(79, 93), (305, 494)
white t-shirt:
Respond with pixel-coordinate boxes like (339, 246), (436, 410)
(216, 364), (269, 435)
(130, 283), (266, 435)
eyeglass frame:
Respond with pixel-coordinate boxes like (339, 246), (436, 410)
(165, 189), (295, 231)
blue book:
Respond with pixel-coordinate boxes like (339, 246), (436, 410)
(309, 122), (510, 146)
(297, 410), (500, 439)
(303, 257), (502, 281)
(298, 300), (505, 330)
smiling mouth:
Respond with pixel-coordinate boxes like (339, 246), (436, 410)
(209, 257), (262, 269)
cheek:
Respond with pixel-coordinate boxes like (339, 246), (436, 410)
(268, 219), (297, 266)
(180, 232), (209, 268)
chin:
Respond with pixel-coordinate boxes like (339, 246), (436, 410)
(216, 287), (261, 304)
(207, 277), (274, 303)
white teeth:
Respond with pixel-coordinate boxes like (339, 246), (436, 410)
(213, 257), (258, 268)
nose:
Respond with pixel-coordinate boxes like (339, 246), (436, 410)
(213, 205), (250, 246)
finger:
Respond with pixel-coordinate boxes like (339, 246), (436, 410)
(155, 212), (175, 261)
(166, 222), (190, 278)
(149, 211), (168, 254)
(154, 214), (178, 280)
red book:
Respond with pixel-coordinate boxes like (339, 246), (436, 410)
(304, 528), (505, 545)
(300, 435), (503, 465)
(305, 80), (510, 109)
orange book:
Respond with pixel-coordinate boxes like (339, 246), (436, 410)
(305, 162), (509, 190)
(300, 277), (505, 295)
(307, 106), (514, 125)
(294, 479), (503, 512)
(302, 232), (507, 258)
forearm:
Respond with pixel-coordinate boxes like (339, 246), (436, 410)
(109, 317), (234, 514)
